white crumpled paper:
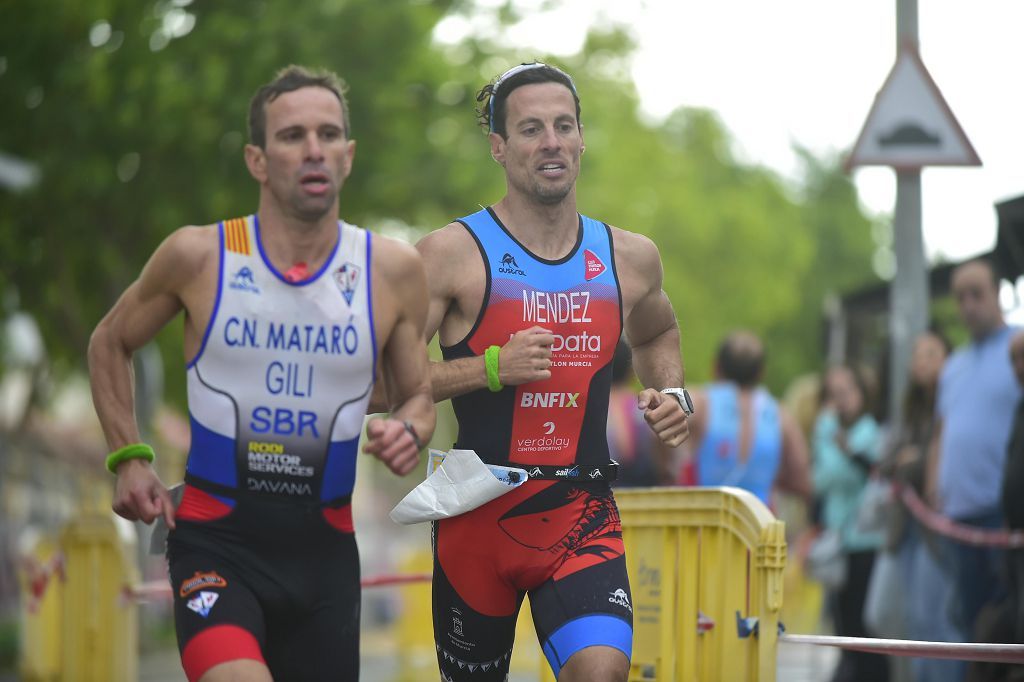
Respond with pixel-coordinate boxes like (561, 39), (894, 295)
(389, 449), (528, 525)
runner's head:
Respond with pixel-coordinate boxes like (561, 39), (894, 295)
(249, 65), (351, 149)
(476, 62), (581, 139)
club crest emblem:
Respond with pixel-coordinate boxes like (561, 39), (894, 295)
(334, 262), (361, 306)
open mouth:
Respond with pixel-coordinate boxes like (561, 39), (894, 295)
(537, 162), (566, 176)
(300, 172), (330, 195)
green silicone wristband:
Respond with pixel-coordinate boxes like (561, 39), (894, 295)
(484, 345), (503, 392)
(105, 443), (156, 475)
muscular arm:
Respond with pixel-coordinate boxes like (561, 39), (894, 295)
(775, 408), (813, 502)
(362, 238), (436, 475)
(616, 229), (689, 447)
(411, 224), (552, 404)
(88, 226), (210, 525)
(619, 232), (684, 390)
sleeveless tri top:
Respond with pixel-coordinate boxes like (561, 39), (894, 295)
(441, 208), (622, 468)
(695, 382), (782, 503)
(184, 215), (376, 504)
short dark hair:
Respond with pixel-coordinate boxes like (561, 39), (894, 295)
(952, 256), (1001, 290)
(475, 62), (581, 139)
(248, 65), (350, 149)
(716, 331), (765, 388)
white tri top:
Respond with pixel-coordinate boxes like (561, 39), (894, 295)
(184, 214), (376, 503)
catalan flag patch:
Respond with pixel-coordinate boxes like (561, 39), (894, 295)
(223, 217), (251, 255)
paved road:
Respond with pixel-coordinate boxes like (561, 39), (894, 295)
(138, 636), (839, 681)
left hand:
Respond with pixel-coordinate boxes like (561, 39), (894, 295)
(638, 388), (690, 448)
(363, 417), (421, 476)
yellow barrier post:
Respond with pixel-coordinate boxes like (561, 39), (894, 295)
(394, 550), (436, 681)
(18, 534), (63, 681)
(59, 507), (139, 682)
(616, 487), (785, 682)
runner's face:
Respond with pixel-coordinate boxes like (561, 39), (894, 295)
(491, 82), (582, 206)
(252, 86), (354, 221)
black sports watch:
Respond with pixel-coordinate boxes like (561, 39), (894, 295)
(660, 388), (694, 415)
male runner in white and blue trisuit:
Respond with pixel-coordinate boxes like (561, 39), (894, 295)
(414, 63), (690, 682)
(88, 66), (435, 682)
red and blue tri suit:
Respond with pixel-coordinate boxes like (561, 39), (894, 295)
(434, 207), (632, 680)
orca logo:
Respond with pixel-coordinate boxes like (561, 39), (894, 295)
(498, 252), (526, 276)
(608, 588), (632, 612)
(543, 421), (556, 435)
(229, 266), (260, 293)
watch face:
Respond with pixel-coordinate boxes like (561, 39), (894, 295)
(663, 388), (693, 415)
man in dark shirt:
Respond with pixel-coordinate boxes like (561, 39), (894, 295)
(1002, 330), (1024, 645)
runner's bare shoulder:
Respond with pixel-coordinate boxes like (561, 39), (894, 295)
(371, 233), (424, 283)
(416, 221), (477, 260)
(143, 223), (219, 292)
(416, 221), (481, 292)
(609, 225), (663, 276)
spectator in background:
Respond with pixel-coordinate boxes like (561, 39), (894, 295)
(607, 338), (676, 487)
(813, 363), (890, 682)
(926, 258), (1022, 642)
(1002, 330), (1024, 648)
(880, 328), (964, 682)
(678, 330), (812, 506)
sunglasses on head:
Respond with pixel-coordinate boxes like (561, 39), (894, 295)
(488, 62), (578, 132)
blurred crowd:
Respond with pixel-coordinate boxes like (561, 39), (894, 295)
(609, 257), (1023, 682)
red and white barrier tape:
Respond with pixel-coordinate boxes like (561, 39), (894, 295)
(899, 485), (1024, 549)
(125, 572), (433, 602)
(19, 551), (66, 614)
(781, 634), (1024, 665)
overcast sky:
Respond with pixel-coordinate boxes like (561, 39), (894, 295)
(436, 0), (1024, 317)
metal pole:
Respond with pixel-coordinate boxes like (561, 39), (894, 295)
(888, 0), (927, 426)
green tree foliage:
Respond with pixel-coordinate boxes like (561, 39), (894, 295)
(2, 1), (879, 405)
(1, 0), (491, 394)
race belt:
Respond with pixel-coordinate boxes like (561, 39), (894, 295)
(520, 461), (619, 482)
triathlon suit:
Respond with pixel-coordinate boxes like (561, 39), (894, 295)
(166, 215), (376, 682)
(689, 382), (781, 504)
(435, 207), (631, 680)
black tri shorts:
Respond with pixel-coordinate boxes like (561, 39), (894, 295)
(166, 484), (360, 682)
(432, 481), (633, 680)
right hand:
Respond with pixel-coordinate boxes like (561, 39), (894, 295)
(499, 326), (555, 386)
(362, 417), (421, 476)
(112, 458), (176, 529)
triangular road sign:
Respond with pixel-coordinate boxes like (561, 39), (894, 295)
(846, 44), (981, 170)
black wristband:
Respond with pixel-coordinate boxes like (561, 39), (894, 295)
(403, 420), (423, 450)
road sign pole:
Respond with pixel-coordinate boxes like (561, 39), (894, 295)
(888, 0), (927, 427)
(890, 170), (927, 425)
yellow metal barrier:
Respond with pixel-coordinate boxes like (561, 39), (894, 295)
(58, 507), (139, 682)
(18, 534), (63, 682)
(396, 488), (785, 681)
(616, 486), (785, 682)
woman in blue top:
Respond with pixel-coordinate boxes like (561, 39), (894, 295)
(813, 364), (890, 682)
